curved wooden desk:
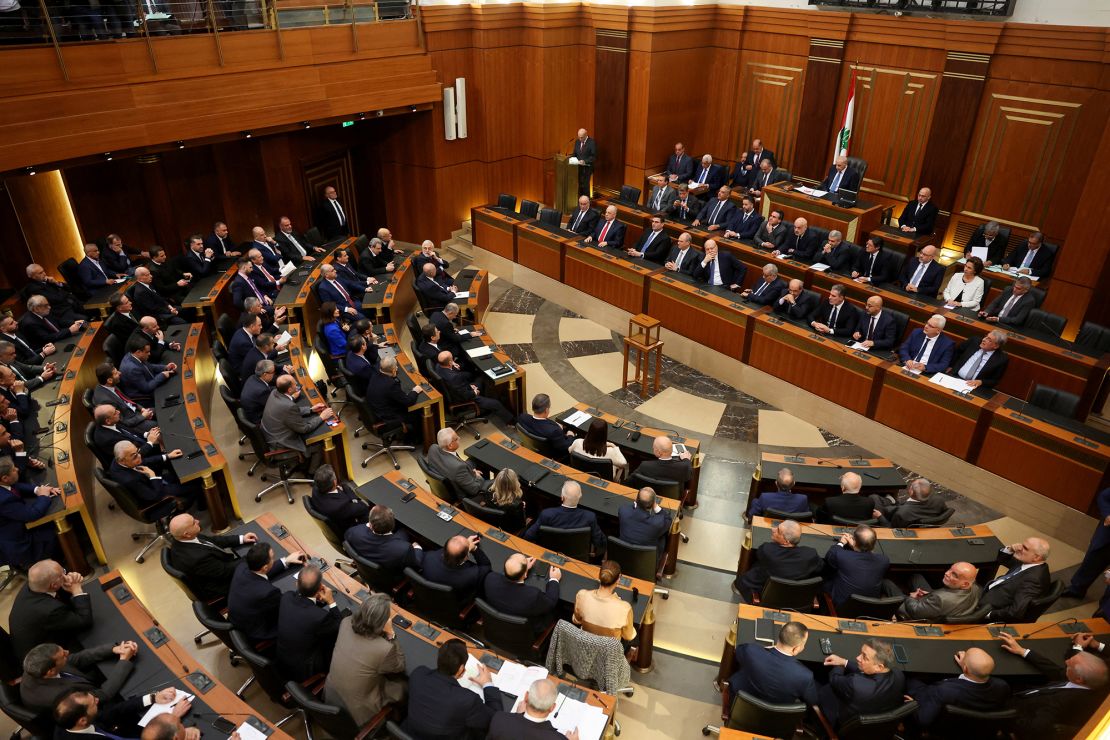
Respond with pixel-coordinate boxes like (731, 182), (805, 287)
(182, 260), (239, 325)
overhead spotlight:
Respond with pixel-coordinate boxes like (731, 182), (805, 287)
(301, 121), (311, 129)
(410, 106), (417, 112)
(104, 152), (113, 161)
(243, 131), (252, 139)
(376, 110), (384, 117)
(25, 166), (36, 176)
(358, 112), (366, 120)
(176, 141), (185, 149)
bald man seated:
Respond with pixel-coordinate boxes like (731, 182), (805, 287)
(167, 513), (258, 601)
(482, 552), (562, 631)
(735, 519), (822, 601)
(978, 537), (1053, 621)
(906, 647), (1011, 729)
(632, 435), (693, 489)
(897, 561), (981, 622)
(142, 712), (209, 740)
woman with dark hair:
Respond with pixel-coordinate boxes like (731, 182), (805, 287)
(943, 256), (986, 311)
(319, 300), (348, 358)
(568, 418), (628, 480)
(573, 560), (635, 641)
(325, 593), (407, 725)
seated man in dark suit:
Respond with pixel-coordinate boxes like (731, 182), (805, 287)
(896, 314), (955, 376)
(148, 246), (191, 304)
(693, 239), (746, 290)
(895, 244), (944, 297)
(0, 340), (55, 391)
(318, 263), (366, 318)
(118, 336), (176, 406)
(427, 427), (492, 500)
(728, 621), (818, 707)
(870, 477), (949, 528)
(814, 230), (853, 273)
(238, 333), (288, 384)
(310, 464), (368, 537)
(168, 513), (256, 602)
(721, 196), (762, 241)
(963, 220), (1009, 267)
(130, 316), (180, 365)
(274, 216), (322, 265)
(402, 639), (502, 740)
(231, 257), (273, 311)
(344, 334), (378, 397)
(240, 359), (276, 425)
(524, 480), (606, 554)
(810, 284), (859, 338)
(20, 264), (88, 326)
(747, 158), (785, 199)
(749, 467), (810, 518)
(0, 456), (60, 570)
(18, 295), (84, 352)
(414, 262), (457, 309)
(108, 441), (197, 510)
(666, 184), (702, 223)
(415, 323), (453, 368)
(819, 639), (906, 731)
(227, 541), (306, 641)
(9, 559), (93, 659)
(728, 151), (752, 189)
(204, 221), (241, 259)
(131, 266), (187, 325)
(228, 313), (263, 376)
(482, 552), (561, 630)
(360, 237), (397, 277)
(741, 263), (788, 305)
(625, 216), (672, 264)
(850, 296), (897, 352)
(334, 247), (379, 292)
(690, 154), (727, 189)
(824, 525), (890, 607)
(1000, 632), (1108, 740)
(429, 303), (465, 359)
(179, 235), (216, 278)
(435, 351), (514, 423)
(276, 564), (344, 681)
(634, 435), (694, 490)
(516, 393), (575, 458)
(365, 356), (425, 444)
(898, 188), (938, 236)
(692, 186), (738, 233)
(819, 472), (874, 523)
(949, 330), (1010, 393)
(906, 646), (1011, 730)
(617, 487), (673, 558)
(488, 679), (571, 740)
(91, 404), (176, 470)
(851, 236), (898, 286)
(1002, 231), (1055, 279)
(412, 240), (452, 283)
(565, 195), (600, 235)
(735, 519), (822, 599)
(345, 504), (424, 573)
(978, 276), (1036, 327)
(582, 205), (626, 250)
(248, 227), (284, 271)
(820, 156), (861, 194)
(246, 250), (284, 301)
(662, 142), (695, 183)
(422, 533), (491, 602)
(54, 686), (181, 740)
(645, 181), (674, 213)
(76, 243), (125, 292)
(775, 217), (820, 263)
(773, 279), (818, 324)
(978, 537), (1052, 621)
(663, 231), (702, 275)
(20, 643), (139, 717)
(92, 362), (156, 433)
(753, 209), (789, 251)
(0, 314), (55, 364)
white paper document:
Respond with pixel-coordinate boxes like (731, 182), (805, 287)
(138, 690), (194, 727)
(564, 410), (592, 428)
(457, 654), (487, 698)
(454, 291), (471, 299)
(492, 660), (548, 697)
(233, 721), (269, 740)
(969, 247), (988, 261)
(279, 261), (296, 277)
(549, 696), (609, 739)
(849, 342), (871, 352)
(466, 346), (493, 358)
(276, 330), (292, 347)
(929, 372), (975, 394)
(810, 262), (831, 272)
(797, 186), (828, 197)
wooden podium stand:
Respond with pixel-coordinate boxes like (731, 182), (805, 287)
(554, 153), (580, 214)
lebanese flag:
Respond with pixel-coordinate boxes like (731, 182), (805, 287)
(835, 70), (856, 159)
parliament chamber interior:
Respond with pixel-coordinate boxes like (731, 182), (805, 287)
(1, 0), (1109, 737)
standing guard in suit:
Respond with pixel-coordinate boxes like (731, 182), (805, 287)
(898, 187), (938, 236)
(572, 128), (596, 196)
(314, 185), (351, 240)
(227, 541), (306, 641)
(626, 216), (672, 263)
(850, 296), (897, 351)
(735, 519), (821, 599)
(949, 330), (1010, 393)
(1064, 487), (1110, 599)
(168, 513), (256, 601)
(773, 280), (819, 324)
(978, 537), (1052, 621)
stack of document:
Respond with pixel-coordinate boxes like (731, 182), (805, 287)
(279, 261), (297, 278)
(466, 346), (493, 359)
(138, 690), (194, 727)
(810, 262), (831, 272)
(563, 410), (592, 427)
(797, 186), (828, 197)
(492, 660), (549, 696)
(454, 291), (471, 299)
(509, 693), (609, 739)
(849, 342), (871, 352)
(929, 373), (975, 394)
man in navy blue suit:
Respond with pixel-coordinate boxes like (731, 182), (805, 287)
(722, 196), (762, 241)
(749, 468), (810, 518)
(851, 296), (897, 352)
(118, 337), (176, 405)
(898, 187), (938, 237)
(227, 313), (262, 376)
(204, 221), (241, 259)
(76, 244), (125, 292)
(343, 335), (378, 397)
(690, 154), (726, 189)
(179, 235), (216, 278)
(741, 263), (787, 305)
(318, 263), (364, 318)
(896, 245), (945, 297)
(820, 156), (861, 194)
(1002, 231), (1055, 279)
(662, 142), (695, 183)
(249, 227), (283, 271)
(435, 351), (514, 423)
(403, 639), (502, 739)
(907, 647), (1011, 730)
(516, 393), (575, 458)
(414, 262), (457, 308)
(814, 230), (853, 273)
(728, 621), (818, 707)
(736, 519), (821, 599)
(247, 248), (283, 299)
(345, 504), (424, 573)
(692, 186), (737, 233)
(897, 315), (955, 375)
(227, 541), (306, 641)
(107, 441), (196, 509)
(823, 525), (891, 607)
(565, 195), (599, 236)
(819, 639), (906, 731)
(694, 240), (746, 291)
(618, 487), (673, 558)
(583, 205), (626, 250)
(851, 236), (899, 286)
(231, 257), (272, 310)
(0, 456), (60, 569)
(524, 480), (605, 553)
(1064, 487), (1110, 599)
(422, 533), (491, 601)
(776, 217), (820, 263)
(482, 552), (561, 630)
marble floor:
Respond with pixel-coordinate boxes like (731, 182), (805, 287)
(0, 271), (1099, 740)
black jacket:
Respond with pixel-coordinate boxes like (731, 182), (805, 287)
(227, 558), (289, 641)
(402, 665), (502, 740)
(9, 587), (93, 659)
(276, 591), (344, 680)
(738, 542), (822, 595)
(168, 534), (244, 601)
(978, 552), (1051, 621)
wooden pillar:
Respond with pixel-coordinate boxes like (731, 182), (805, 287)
(5, 170), (83, 279)
(791, 39), (845, 182)
(592, 13), (630, 194)
(917, 51), (992, 218)
(136, 155), (181, 253)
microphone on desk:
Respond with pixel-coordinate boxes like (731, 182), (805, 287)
(1014, 379), (1036, 421)
(45, 394), (70, 408)
(779, 607), (842, 633)
(942, 621), (1000, 636)
(1022, 616), (1079, 640)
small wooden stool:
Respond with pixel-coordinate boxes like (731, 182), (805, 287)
(622, 313), (663, 396)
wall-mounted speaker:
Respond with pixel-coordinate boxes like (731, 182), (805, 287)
(455, 78), (468, 140)
(443, 87), (457, 142)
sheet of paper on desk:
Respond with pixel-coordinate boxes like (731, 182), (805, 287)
(797, 186), (828, 197)
(929, 373), (973, 393)
(466, 346), (493, 358)
(849, 342), (871, 351)
(457, 654), (486, 698)
(234, 721), (269, 740)
(279, 261), (296, 277)
(493, 660), (548, 696)
(138, 690), (195, 726)
(970, 247), (988, 261)
(810, 262), (831, 272)
(549, 696), (609, 739)
(454, 291), (471, 299)
(564, 410), (592, 427)
(276, 330), (292, 346)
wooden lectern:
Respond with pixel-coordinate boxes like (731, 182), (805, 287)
(554, 153), (580, 214)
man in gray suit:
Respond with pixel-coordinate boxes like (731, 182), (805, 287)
(896, 561), (981, 622)
(870, 478), (949, 527)
(426, 427), (491, 500)
(260, 374), (336, 472)
(979, 276), (1036, 327)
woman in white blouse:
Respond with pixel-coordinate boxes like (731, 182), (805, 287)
(568, 418), (629, 481)
(942, 256), (985, 311)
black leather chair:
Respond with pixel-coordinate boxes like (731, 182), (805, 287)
(569, 450), (614, 481)
(942, 605), (990, 625)
(342, 373), (413, 469)
(1076, 321), (1110, 354)
(763, 508), (814, 522)
(702, 689), (806, 738)
(1024, 579), (1064, 621)
(57, 257), (89, 301)
(94, 466), (177, 563)
(424, 363), (486, 440)
(519, 199), (540, 219)
(384, 720), (416, 740)
(832, 515), (880, 526)
(516, 423), (555, 457)
(474, 597), (553, 661)
(846, 156), (868, 183)
(0, 678), (54, 739)
(1029, 286), (1046, 308)
(838, 242), (864, 275)
(236, 408), (313, 504)
(344, 541), (407, 596)
(0, 626), (18, 681)
(932, 704), (1016, 738)
(606, 536), (668, 598)
(539, 208), (562, 227)
(536, 525), (591, 562)
(216, 313), (236, 346)
(85, 421), (111, 469)
(824, 699), (918, 740)
(809, 227), (831, 260)
(160, 548), (220, 647)
(911, 507), (955, 527)
(219, 357), (243, 397)
(416, 453), (458, 502)
(833, 593), (904, 620)
(626, 471), (682, 501)
(1029, 384), (1080, 418)
(285, 680), (391, 740)
(1026, 308), (1066, 337)
(103, 333), (125, 366)
(403, 567), (475, 629)
(887, 308), (910, 345)
(229, 630), (314, 738)
(496, 193), (517, 211)
(303, 494), (355, 571)
(405, 312), (423, 343)
(754, 575), (823, 612)
(772, 167), (792, 184)
(460, 496), (508, 531)
(218, 383), (254, 467)
(619, 185), (642, 204)
(304, 227), (324, 247)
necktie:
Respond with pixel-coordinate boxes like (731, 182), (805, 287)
(910, 262), (927, 288)
(654, 190), (664, 209)
(258, 265), (277, 284)
(681, 200), (688, 216)
(866, 316), (876, 341)
(219, 236), (229, 252)
(92, 260), (108, 278)
(763, 173), (770, 187)
(245, 276), (263, 300)
(572, 210), (584, 230)
(999, 294), (1019, 318)
(1018, 682), (1069, 697)
(643, 232), (655, 251)
(914, 338), (931, 362)
(831, 170), (842, 192)
(1021, 249), (1035, 269)
(598, 221), (611, 243)
(830, 306), (839, 330)
(42, 315), (59, 333)
(112, 386), (138, 411)
(710, 202), (723, 224)
(753, 280), (767, 296)
(332, 280), (353, 305)
(115, 425), (144, 445)
(6, 363), (26, 382)
(9, 335), (34, 357)
(698, 168), (708, 184)
(285, 232), (306, 257)
(987, 565), (1023, 590)
(675, 250), (686, 270)
(139, 361), (153, 379)
(867, 253), (876, 276)
(332, 200), (346, 225)
(960, 351), (988, 380)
